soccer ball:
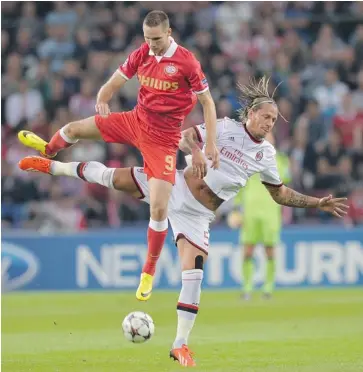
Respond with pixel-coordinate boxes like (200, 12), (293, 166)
(122, 311), (155, 343)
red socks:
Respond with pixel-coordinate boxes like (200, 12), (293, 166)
(142, 219), (168, 276)
(46, 128), (77, 155)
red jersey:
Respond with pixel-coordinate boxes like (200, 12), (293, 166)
(333, 112), (363, 147)
(119, 38), (209, 133)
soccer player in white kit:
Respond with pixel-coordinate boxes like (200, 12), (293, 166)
(19, 77), (348, 367)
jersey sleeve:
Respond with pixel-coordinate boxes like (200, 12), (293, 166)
(118, 46), (144, 80)
(194, 118), (225, 143)
(186, 54), (209, 95)
(260, 148), (283, 187)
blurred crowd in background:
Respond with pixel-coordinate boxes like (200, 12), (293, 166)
(2, 1), (363, 232)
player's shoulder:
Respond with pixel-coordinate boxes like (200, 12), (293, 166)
(175, 44), (194, 57)
(126, 43), (150, 65)
(136, 42), (150, 55)
(175, 45), (200, 64)
(205, 117), (230, 131)
(127, 42), (150, 59)
(198, 117), (225, 130)
(260, 139), (277, 160)
(223, 117), (242, 127)
(219, 117), (244, 133)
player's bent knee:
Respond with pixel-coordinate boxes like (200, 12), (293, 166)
(181, 247), (207, 271)
(181, 253), (207, 271)
(177, 237), (208, 270)
(64, 121), (81, 139)
(63, 117), (100, 140)
(150, 205), (168, 221)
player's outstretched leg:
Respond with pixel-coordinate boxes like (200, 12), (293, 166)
(170, 238), (206, 367)
(18, 116), (102, 157)
(18, 157), (142, 199)
(18, 156), (115, 185)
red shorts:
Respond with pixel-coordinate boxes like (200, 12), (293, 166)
(95, 110), (180, 184)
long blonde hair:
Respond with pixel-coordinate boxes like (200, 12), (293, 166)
(238, 76), (279, 123)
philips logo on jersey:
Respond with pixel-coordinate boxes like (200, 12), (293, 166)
(138, 75), (179, 91)
(1, 242), (40, 291)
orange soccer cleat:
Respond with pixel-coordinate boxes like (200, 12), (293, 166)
(170, 344), (196, 367)
(18, 156), (52, 174)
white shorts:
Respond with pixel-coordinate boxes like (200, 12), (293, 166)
(131, 167), (215, 254)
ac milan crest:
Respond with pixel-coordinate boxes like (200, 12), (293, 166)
(164, 64), (178, 76)
(255, 151), (263, 162)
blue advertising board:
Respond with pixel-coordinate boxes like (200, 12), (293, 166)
(2, 227), (363, 292)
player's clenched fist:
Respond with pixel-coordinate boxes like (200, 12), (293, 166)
(205, 141), (220, 169)
(95, 102), (111, 117)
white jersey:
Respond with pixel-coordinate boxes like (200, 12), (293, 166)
(188, 117), (282, 201)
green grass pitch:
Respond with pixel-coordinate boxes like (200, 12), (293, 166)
(2, 289), (363, 372)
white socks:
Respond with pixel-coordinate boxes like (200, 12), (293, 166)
(50, 161), (115, 189)
(149, 218), (168, 232)
(50, 161), (78, 177)
(173, 269), (203, 348)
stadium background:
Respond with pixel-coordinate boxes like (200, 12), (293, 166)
(2, 0), (362, 288)
(2, 3), (363, 372)
(2, 1), (363, 231)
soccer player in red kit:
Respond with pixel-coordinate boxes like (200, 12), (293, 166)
(18, 10), (219, 301)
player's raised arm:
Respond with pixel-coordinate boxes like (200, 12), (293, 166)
(96, 45), (142, 117)
(197, 90), (219, 169)
(264, 184), (349, 218)
(185, 54), (219, 169)
(95, 70), (128, 117)
(259, 140), (348, 218)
